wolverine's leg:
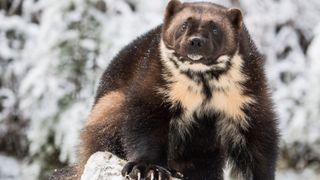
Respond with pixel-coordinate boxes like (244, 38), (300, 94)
(229, 120), (279, 180)
(121, 97), (171, 180)
(182, 153), (225, 180)
(77, 90), (126, 177)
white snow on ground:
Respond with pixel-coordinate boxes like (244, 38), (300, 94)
(1, 0), (320, 179)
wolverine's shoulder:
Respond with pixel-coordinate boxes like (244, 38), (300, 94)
(95, 25), (163, 102)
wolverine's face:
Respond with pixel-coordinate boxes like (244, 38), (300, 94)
(162, 0), (243, 70)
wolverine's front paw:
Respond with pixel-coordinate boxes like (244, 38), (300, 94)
(121, 161), (172, 180)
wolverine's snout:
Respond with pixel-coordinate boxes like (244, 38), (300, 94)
(188, 36), (209, 52)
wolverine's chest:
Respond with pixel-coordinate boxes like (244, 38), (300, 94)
(159, 54), (255, 143)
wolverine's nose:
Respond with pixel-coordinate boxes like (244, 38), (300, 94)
(189, 36), (207, 49)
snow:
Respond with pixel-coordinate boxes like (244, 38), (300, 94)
(0, 0), (320, 179)
(276, 168), (320, 180)
(0, 154), (39, 180)
(81, 151), (126, 180)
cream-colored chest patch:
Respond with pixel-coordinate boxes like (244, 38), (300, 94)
(206, 54), (255, 126)
(160, 76), (205, 139)
(164, 73), (204, 116)
(158, 60), (204, 139)
(160, 48), (254, 129)
(159, 41), (255, 142)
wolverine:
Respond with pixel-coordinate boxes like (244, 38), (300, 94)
(77, 0), (279, 180)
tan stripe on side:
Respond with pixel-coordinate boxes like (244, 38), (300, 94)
(85, 90), (125, 127)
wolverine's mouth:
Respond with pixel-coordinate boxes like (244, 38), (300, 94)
(161, 41), (230, 71)
(187, 54), (203, 61)
(177, 54), (219, 66)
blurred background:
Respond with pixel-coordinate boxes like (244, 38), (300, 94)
(0, 0), (320, 179)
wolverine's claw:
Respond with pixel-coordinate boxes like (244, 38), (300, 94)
(147, 170), (155, 180)
(137, 171), (141, 180)
(122, 162), (172, 180)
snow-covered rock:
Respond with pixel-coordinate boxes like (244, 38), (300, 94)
(80, 152), (182, 180)
(81, 152), (126, 180)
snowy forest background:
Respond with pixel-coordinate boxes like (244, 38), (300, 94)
(0, 0), (320, 179)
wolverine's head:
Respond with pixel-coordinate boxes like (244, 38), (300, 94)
(161, 0), (243, 72)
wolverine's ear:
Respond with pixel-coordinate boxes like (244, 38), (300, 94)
(227, 8), (243, 29)
(164, 0), (182, 21)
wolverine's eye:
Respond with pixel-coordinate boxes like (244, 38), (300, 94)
(181, 22), (189, 31)
(212, 24), (219, 35)
(211, 21), (220, 36)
